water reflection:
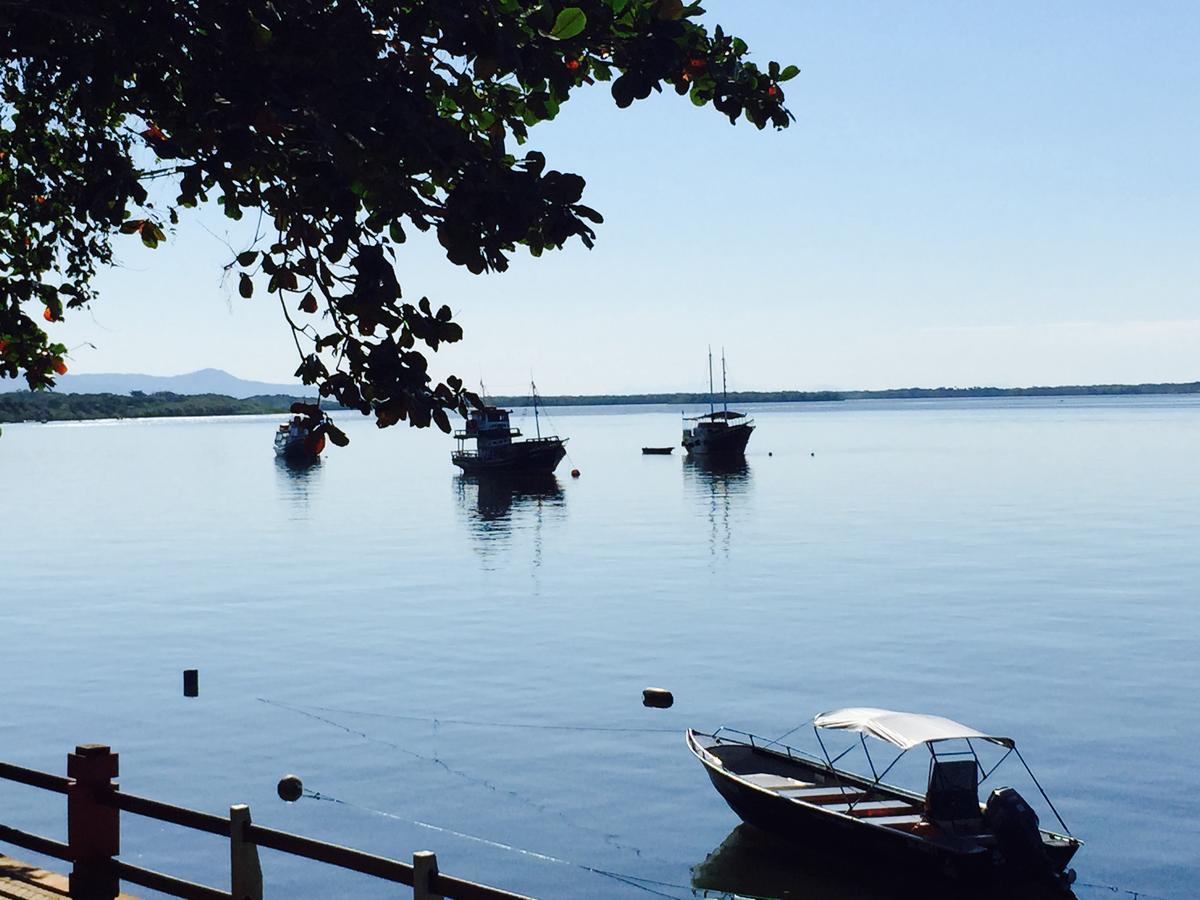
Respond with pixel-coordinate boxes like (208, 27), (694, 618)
(274, 455), (322, 514)
(693, 824), (1076, 900)
(683, 457), (751, 559)
(454, 473), (565, 564)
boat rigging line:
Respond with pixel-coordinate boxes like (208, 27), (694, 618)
(521, 381), (578, 474)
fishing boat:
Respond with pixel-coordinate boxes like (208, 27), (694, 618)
(682, 348), (753, 459)
(273, 408), (330, 463)
(641, 446), (674, 455)
(687, 708), (1081, 889)
(451, 382), (567, 475)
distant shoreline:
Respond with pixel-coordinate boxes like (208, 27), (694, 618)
(3, 381), (1199, 424)
(495, 381), (1200, 407)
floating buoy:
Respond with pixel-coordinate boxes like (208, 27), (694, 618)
(811, 451), (815, 457)
(182, 669), (198, 698)
(642, 687), (674, 709)
(277, 774), (304, 802)
(570, 468), (580, 478)
(768, 452), (773, 457)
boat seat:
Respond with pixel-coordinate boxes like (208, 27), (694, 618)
(876, 815), (930, 830)
(836, 803), (924, 819)
(792, 789), (868, 805)
(925, 759), (984, 828)
(739, 773), (815, 791)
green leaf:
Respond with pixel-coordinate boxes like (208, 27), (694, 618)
(140, 223), (163, 248)
(548, 8), (586, 40)
(236, 250), (258, 266)
(657, 0), (683, 20)
(239, 273), (253, 298)
(778, 64), (800, 82)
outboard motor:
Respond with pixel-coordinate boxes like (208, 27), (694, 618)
(984, 787), (1052, 875)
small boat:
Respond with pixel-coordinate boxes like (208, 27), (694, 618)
(273, 404), (334, 463)
(682, 348), (754, 459)
(688, 708), (1081, 889)
(641, 446), (674, 455)
(451, 381), (567, 475)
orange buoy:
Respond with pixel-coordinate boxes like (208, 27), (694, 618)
(570, 468), (580, 478)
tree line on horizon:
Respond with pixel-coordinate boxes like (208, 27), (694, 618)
(4, 382), (1200, 424)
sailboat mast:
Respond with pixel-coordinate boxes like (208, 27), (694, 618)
(708, 346), (715, 416)
(532, 379), (542, 439)
(722, 348), (728, 416)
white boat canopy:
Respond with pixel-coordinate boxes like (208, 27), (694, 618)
(813, 707), (1015, 751)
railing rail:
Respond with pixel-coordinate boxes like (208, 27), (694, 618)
(0, 743), (532, 900)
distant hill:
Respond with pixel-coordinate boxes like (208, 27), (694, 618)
(0, 368), (311, 398)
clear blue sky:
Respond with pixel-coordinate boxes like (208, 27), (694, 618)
(50, 1), (1200, 394)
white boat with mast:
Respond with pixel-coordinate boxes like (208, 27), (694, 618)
(682, 347), (754, 458)
(451, 381), (567, 475)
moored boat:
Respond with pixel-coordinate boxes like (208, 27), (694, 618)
(274, 417), (325, 463)
(641, 446), (674, 455)
(273, 402), (339, 464)
(688, 708), (1081, 889)
(451, 382), (567, 475)
(682, 348), (753, 459)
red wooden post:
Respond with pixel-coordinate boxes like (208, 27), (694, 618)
(67, 743), (119, 900)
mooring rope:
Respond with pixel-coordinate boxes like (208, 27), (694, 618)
(257, 697), (681, 734)
(1075, 880), (1172, 900)
(303, 788), (692, 899)
(258, 697), (649, 857)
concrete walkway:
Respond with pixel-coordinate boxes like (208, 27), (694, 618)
(0, 855), (137, 899)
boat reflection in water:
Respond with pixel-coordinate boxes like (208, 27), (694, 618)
(455, 473), (565, 564)
(693, 824), (1077, 900)
(274, 454), (323, 516)
(683, 456), (750, 559)
(274, 454), (322, 478)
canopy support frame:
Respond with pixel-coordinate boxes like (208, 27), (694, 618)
(1014, 746), (1071, 836)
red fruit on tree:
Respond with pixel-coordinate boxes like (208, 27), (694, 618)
(565, 58), (580, 71)
(43, 306), (55, 322)
(53, 358), (68, 375)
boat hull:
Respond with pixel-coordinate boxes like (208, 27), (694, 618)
(452, 438), (566, 475)
(274, 431), (325, 463)
(682, 422), (753, 458)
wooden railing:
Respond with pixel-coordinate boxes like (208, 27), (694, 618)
(0, 744), (532, 900)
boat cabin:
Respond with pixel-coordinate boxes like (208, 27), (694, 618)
(456, 406), (522, 459)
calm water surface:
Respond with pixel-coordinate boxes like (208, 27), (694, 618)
(1, 396), (1197, 898)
